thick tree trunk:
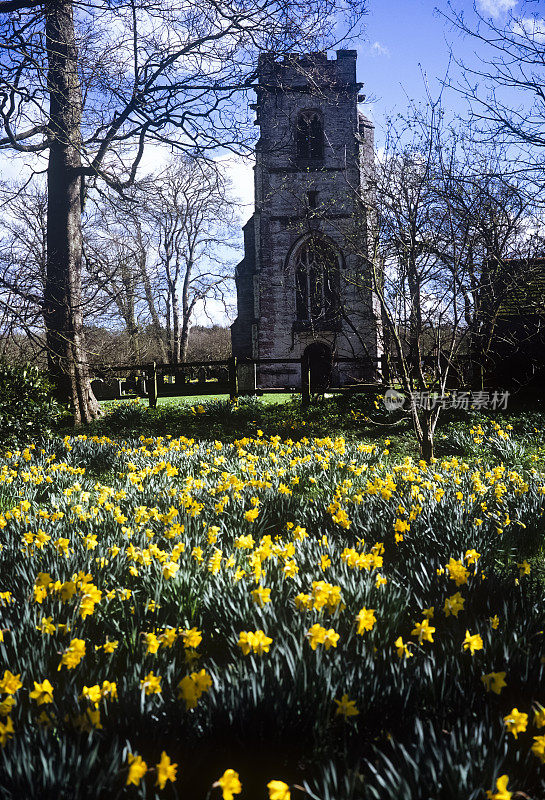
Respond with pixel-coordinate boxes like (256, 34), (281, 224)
(119, 261), (140, 361)
(420, 430), (434, 462)
(165, 293), (173, 363)
(128, 321), (140, 363)
(44, 1), (100, 425)
(411, 405), (439, 462)
(470, 326), (486, 390)
(407, 252), (424, 385)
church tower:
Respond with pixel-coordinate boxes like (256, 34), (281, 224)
(231, 50), (380, 389)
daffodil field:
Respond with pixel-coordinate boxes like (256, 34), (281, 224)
(0, 422), (544, 799)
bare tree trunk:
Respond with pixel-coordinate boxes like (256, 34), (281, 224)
(407, 251), (425, 385)
(44, 1), (100, 424)
(165, 292), (173, 364)
(410, 404), (439, 462)
(179, 255), (194, 363)
(179, 285), (197, 363)
(180, 316), (190, 363)
(129, 323), (140, 363)
(171, 283), (180, 365)
(137, 249), (167, 363)
(120, 261), (140, 361)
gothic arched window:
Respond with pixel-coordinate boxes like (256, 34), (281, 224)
(296, 110), (324, 160)
(295, 237), (338, 322)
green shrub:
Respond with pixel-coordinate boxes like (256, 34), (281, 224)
(0, 363), (63, 448)
(104, 399), (148, 430)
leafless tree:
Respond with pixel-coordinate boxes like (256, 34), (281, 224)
(83, 158), (236, 364)
(0, 182), (135, 363)
(0, 0), (367, 423)
(0, 186), (48, 357)
(433, 139), (540, 389)
(355, 107), (540, 459)
(83, 191), (162, 364)
(444, 3), (545, 182)
(144, 158), (236, 364)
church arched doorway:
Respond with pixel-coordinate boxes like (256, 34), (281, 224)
(303, 342), (333, 391)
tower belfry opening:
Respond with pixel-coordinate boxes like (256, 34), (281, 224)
(296, 110), (324, 160)
(231, 50), (381, 389)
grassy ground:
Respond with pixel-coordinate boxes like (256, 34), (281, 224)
(89, 391), (545, 466)
(156, 393), (294, 407)
(102, 393), (305, 407)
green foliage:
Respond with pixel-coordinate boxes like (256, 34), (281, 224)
(94, 391), (406, 446)
(103, 399), (149, 431)
(0, 363), (64, 447)
(0, 418), (543, 797)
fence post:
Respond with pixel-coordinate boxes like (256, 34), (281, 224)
(229, 356), (238, 400)
(146, 362), (158, 409)
(301, 354), (310, 409)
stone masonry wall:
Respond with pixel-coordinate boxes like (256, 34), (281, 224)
(231, 50), (381, 388)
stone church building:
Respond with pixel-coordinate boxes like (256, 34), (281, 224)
(231, 50), (381, 389)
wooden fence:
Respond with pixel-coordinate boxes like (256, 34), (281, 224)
(89, 355), (388, 408)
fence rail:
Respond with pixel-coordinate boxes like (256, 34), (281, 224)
(89, 355), (388, 408)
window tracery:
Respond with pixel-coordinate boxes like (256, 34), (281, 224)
(295, 237), (338, 322)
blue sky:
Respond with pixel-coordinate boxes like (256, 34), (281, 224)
(357, 0), (456, 131)
(1, 0), (541, 327)
(226, 0), (540, 208)
(354, 0), (528, 144)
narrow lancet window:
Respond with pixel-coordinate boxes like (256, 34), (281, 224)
(296, 111), (324, 160)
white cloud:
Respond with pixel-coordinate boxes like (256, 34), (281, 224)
(0, 151), (44, 186)
(511, 15), (545, 41)
(476, 0), (517, 19)
(216, 153), (255, 212)
(136, 142), (173, 176)
(192, 295), (235, 326)
(370, 41), (390, 57)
